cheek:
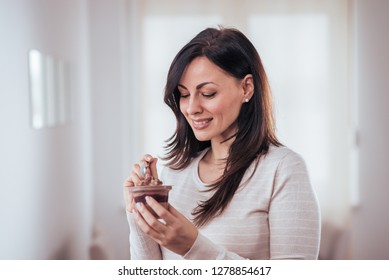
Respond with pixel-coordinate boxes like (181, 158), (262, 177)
(210, 98), (241, 119)
(206, 102), (224, 114)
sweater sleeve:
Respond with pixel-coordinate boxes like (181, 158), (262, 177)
(268, 151), (321, 259)
(127, 212), (162, 259)
(182, 232), (247, 260)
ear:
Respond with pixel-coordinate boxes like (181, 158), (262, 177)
(241, 74), (254, 103)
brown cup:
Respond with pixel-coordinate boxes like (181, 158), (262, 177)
(130, 185), (172, 218)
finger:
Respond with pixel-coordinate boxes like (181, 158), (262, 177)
(143, 154), (158, 179)
(149, 158), (159, 180)
(145, 196), (175, 224)
(123, 177), (135, 187)
(166, 203), (181, 218)
(126, 202), (134, 213)
(143, 154), (154, 163)
(135, 202), (167, 233)
(133, 163), (143, 177)
(130, 168), (143, 185)
(132, 208), (160, 237)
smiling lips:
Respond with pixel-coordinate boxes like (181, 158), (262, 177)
(191, 118), (212, 130)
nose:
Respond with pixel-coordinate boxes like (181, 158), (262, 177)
(186, 96), (202, 115)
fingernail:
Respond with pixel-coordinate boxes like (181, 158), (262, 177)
(136, 202), (143, 209)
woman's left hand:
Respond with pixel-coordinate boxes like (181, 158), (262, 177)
(133, 196), (198, 256)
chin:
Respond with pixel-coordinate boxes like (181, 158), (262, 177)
(193, 132), (212, 142)
(194, 136), (211, 142)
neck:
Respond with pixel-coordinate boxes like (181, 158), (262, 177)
(207, 136), (234, 164)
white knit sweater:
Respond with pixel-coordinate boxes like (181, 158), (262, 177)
(127, 145), (321, 259)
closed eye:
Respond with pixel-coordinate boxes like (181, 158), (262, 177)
(202, 92), (216, 98)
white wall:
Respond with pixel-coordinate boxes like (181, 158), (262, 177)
(88, 0), (131, 259)
(0, 0), (135, 260)
(351, 0), (389, 259)
(0, 0), (92, 259)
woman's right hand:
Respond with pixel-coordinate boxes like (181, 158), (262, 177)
(123, 154), (159, 213)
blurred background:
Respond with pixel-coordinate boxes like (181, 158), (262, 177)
(0, 0), (388, 260)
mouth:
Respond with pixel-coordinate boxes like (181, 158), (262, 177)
(191, 118), (212, 130)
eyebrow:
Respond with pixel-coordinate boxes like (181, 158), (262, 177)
(177, 81), (218, 90)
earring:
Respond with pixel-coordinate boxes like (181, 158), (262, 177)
(245, 98), (249, 103)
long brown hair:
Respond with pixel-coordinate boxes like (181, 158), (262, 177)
(163, 27), (281, 226)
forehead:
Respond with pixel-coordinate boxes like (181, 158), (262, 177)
(179, 57), (232, 86)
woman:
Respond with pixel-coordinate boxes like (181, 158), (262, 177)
(123, 27), (321, 260)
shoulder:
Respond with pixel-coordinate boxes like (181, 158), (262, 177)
(263, 146), (314, 197)
(263, 145), (305, 163)
(251, 145), (311, 190)
(241, 145), (308, 189)
(275, 146), (307, 173)
(253, 145), (307, 173)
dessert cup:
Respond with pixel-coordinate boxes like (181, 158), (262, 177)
(131, 185), (172, 218)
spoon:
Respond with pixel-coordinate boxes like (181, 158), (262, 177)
(140, 162), (148, 177)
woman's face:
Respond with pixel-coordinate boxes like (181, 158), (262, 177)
(178, 56), (253, 143)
